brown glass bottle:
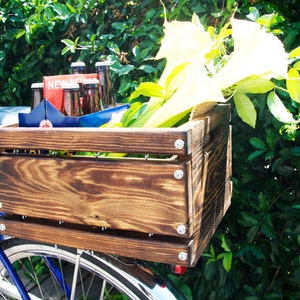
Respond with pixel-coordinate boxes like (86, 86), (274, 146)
(61, 83), (82, 116)
(82, 79), (102, 115)
(31, 82), (44, 110)
(70, 62), (86, 74)
(95, 61), (116, 108)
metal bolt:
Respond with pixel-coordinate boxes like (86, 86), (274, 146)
(174, 139), (184, 150)
(176, 224), (187, 235)
(0, 224), (6, 231)
(174, 170), (184, 180)
(178, 252), (188, 261)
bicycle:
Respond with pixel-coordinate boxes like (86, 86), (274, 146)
(0, 104), (231, 299)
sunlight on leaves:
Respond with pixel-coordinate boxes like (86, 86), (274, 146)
(234, 93), (257, 128)
(267, 91), (295, 124)
(287, 68), (300, 103)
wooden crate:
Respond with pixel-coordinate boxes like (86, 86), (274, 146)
(0, 104), (231, 267)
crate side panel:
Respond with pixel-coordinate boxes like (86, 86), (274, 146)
(0, 217), (194, 266)
(0, 156), (189, 236)
(189, 107), (231, 265)
(0, 127), (190, 155)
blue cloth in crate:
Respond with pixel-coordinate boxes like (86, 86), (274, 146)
(18, 99), (130, 128)
(19, 99), (79, 127)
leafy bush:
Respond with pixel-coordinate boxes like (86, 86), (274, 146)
(1, 0), (300, 299)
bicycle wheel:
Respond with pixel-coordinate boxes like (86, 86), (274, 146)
(0, 238), (178, 300)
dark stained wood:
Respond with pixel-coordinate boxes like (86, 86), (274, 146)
(0, 216), (193, 266)
(0, 156), (190, 236)
(0, 104), (232, 267)
(0, 127), (192, 155)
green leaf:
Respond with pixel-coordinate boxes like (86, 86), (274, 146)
(61, 39), (75, 47)
(234, 93), (257, 128)
(220, 234), (231, 252)
(291, 147), (300, 157)
(191, 12), (201, 27)
(250, 244), (265, 260)
(129, 82), (165, 100)
(236, 78), (274, 94)
(267, 91), (295, 124)
(241, 212), (260, 226)
(121, 102), (145, 127)
(203, 261), (217, 280)
(15, 29), (25, 39)
(53, 3), (69, 18)
(222, 252), (232, 272)
(248, 149), (266, 161)
(289, 45), (300, 58)
(256, 13), (284, 29)
(261, 222), (276, 239)
(116, 64), (135, 76)
(164, 62), (190, 92)
(249, 137), (267, 150)
(61, 46), (71, 55)
(287, 68), (300, 103)
(266, 128), (275, 149)
(293, 61), (300, 70)
(138, 65), (157, 74)
(246, 7), (260, 21)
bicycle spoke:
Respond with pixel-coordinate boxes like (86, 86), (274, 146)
(70, 249), (82, 300)
(0, 238), (178, 300)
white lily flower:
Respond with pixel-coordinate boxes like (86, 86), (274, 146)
(214, 18), (288, 90)
(155, 20), (213, 85)
(143, 63), (225, 128)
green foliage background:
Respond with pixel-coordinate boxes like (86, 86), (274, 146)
(1, 0), (300, 299)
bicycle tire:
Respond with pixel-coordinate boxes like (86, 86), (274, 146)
(0, 238), (178, 300)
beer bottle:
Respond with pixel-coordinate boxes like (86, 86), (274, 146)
(95, 61), (116, 108)
(82, 79), (102, 115)
(70, 62), (86, 74)
(61, 83), (82, 116)
(31, 82), (44, 110)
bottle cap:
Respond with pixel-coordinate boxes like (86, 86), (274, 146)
(95, 61), (111, 67)
(31, 82), (44, 89)
(61, 82), (80, 90)
(71, 62), (86, 67)
(83, 79), (99, 85)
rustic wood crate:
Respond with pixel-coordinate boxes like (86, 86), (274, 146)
(0, 104), (231, 267)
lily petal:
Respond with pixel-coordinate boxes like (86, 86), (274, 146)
(143, 64), (225, 128)
(155, 20), (213, 85)
(214, 18), (288, 90)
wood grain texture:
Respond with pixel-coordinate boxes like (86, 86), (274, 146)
(0, 104), (232, 266)
(0, 156), (190, 236)
(0, 216), (193, 266)
(0, 127), (191, 155)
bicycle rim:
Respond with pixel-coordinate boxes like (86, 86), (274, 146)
(0, 238), (159, 300)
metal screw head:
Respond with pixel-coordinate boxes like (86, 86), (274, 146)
(178, 252), (188, 261)
(174, 170), (184, 180)
(0, 224), (6, 231)
(174, 139), (184, 150)
(176, 224), (187, 235)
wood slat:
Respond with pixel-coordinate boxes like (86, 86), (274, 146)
(0, 156), (191, 237)
(0, 105), (228, 154)
(0, 217), (194, 266)
(0, 126), (196, 155)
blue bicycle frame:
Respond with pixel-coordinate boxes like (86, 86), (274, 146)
(0, 236), (72, 300)
(0, 246), (30, 300)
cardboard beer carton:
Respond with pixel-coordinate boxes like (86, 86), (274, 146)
(43, 73), (98, 110)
